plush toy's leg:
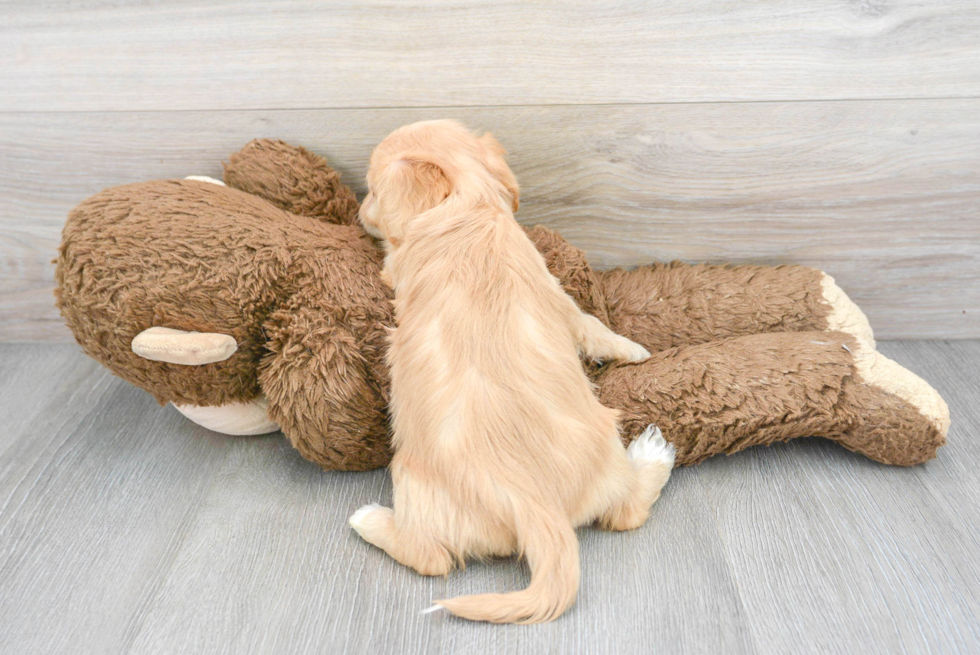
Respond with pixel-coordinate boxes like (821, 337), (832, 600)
(597, 331), (948, 466)
(172, 395), (280, 436)
(599, 263), (874, 351)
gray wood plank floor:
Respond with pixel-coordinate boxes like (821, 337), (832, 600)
(0, 341), (977, 654)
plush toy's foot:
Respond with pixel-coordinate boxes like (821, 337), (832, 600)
(820, 274), (875, 348)
(172, 394), (280, 436)
(834, 338), (949, 466)
(184, 175), (226, 187)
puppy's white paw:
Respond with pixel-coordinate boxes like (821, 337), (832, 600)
(620, 337), (652, 363)
(627, 424), (676, 469)
(349, 503), (384, 537)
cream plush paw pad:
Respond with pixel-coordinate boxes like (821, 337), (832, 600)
(184, 175), (226, 186)
(132, 326), (238, 365)
(821, 274), (876, 348)
(851, 338), (950, 436)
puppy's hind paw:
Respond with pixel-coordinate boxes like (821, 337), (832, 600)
(627, 424), (676, 470)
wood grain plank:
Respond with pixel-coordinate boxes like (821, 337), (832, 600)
(119, 449), (449, 655)
(121, 438), (756, 654)
(2, 100), (977, 341)
(1, 344), (978, 652)
(0, 344), (235, 654)
(434, 468), (758, 655)
(3, 1), (980, 112)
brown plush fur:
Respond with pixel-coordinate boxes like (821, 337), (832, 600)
(56, 178), (393, 470)
(55, 139), (949, 472)
(599, 331), (945, 467)
(224, 138), (361, 226)
(601, 262), (831, 352)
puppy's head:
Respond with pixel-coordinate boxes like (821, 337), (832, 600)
(358, 120), (519, 245)
(475, 131), (520, 213)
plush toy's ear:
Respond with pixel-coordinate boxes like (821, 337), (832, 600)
(478, 133), (520, 212)
(375, 157), (452, 244)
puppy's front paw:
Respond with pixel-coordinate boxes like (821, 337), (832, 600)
(616, 336), (651, 363)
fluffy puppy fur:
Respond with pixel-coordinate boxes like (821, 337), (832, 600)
(350, 120), (675, 624)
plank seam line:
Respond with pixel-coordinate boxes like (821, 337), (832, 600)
(2, 95), (980, 116)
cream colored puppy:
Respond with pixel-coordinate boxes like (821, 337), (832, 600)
(351, 120), (675, 624)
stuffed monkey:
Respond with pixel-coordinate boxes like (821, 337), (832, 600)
(55, 140), (949, 470)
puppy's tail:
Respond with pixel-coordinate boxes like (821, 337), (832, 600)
(431, 502), (579, 624)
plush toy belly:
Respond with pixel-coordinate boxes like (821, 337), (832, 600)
(172, 397), (279, 436)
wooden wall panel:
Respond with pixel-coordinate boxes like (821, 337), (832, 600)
(2, 1), (979, 111)
(2, 100), (977, 341)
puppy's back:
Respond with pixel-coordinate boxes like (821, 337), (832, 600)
(389, 205), (616, 486)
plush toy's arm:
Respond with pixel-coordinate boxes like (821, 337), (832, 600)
(259, 301), (392, 471)
(222, 139), (360, 226)
(599, 263), (874, 352)
(597, 330), (948, 467)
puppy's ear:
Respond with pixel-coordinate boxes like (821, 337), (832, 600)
(478, 133), (520, 212)
(377, 158), (452, 243)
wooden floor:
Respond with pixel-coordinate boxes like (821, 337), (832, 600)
(0, 341), (977, 654)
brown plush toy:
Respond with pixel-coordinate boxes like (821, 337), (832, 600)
(55, 139), (950, 472)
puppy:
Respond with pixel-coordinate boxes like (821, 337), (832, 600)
(351, 120), (675, 624)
